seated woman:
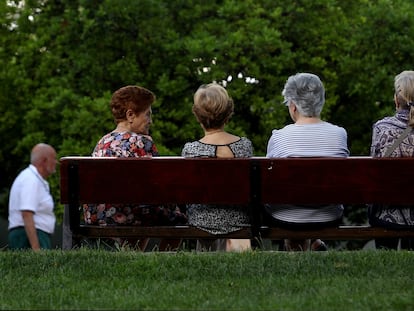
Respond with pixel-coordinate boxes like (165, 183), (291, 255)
(181, 83), (253, 251)
(83, 85), (187, 250)
(369, 70), (414, 250)
(265, 73), (349, 251)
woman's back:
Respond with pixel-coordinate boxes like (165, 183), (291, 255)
(182, 136), (253, 158)
(182, 135), (253, 235)
(267, 122), (349, 158)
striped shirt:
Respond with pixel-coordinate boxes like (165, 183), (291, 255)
(267, 122), (349, 158)
(265, 121), (349, 223)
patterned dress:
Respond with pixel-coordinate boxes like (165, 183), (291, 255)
(369, 110), (414, 227)
(83, 131), (187, 226)
(181, 137), (253, 234)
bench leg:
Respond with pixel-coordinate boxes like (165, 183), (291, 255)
(62, 204), (74, 250)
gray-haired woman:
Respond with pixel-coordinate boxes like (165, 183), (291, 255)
(265, 73), (349, 251)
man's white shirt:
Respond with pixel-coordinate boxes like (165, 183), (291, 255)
(8, 164), (55, 234)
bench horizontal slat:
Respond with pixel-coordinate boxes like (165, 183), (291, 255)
(259, 226), (414, 240)
(75, 225), (252, 239)
(73, 225), (414, 240)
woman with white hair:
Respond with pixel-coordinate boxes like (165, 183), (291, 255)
(265, 73), (349, 251)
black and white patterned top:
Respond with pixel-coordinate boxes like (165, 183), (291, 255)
(181, 137), (253, 234)
(182, 137), (253, 158)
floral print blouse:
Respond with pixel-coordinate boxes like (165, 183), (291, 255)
(92, 132), (159, 157)
(83, 131), (187, 226)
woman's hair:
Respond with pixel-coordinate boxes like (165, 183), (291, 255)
(111, 85), (155, 123)
(394, 70), (414, 127)
(192, 83), (234, 130)
(282, 73), (325, 117)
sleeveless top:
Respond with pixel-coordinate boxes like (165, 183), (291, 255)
(182, 137), (253, 158)
(181, 137), (253, 234)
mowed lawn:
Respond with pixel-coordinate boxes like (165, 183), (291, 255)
(0, 249), (413, 310)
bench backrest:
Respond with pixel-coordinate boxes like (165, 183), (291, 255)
(60, 157), (252, 205)
(258, 157), (414, 205)
(60, 156), (414, 206)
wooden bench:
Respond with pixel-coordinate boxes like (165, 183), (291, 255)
(60, 156), (414, 249)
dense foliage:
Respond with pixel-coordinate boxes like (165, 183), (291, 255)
(1, 0), (414, 220)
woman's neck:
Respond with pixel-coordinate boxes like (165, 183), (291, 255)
(200, 127), (236, 144)
(114, 122), (131, 132)
(204, 128), (225, 136)
(294, 116), (322, 125)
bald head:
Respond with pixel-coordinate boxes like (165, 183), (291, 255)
(30, 143), (57, 178)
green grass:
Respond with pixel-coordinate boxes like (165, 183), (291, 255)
(0, 249), (413, 310)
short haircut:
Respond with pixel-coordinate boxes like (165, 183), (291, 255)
(282, 73), (325, 117)
(192, 83), (234, 130)
(111, 85), (155, 123)
(30, 143), (55, 165)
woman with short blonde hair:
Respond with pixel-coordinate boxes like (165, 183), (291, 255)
(182, 83), (253, 251)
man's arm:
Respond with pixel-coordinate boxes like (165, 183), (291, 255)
(22, 211), (40, 251)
